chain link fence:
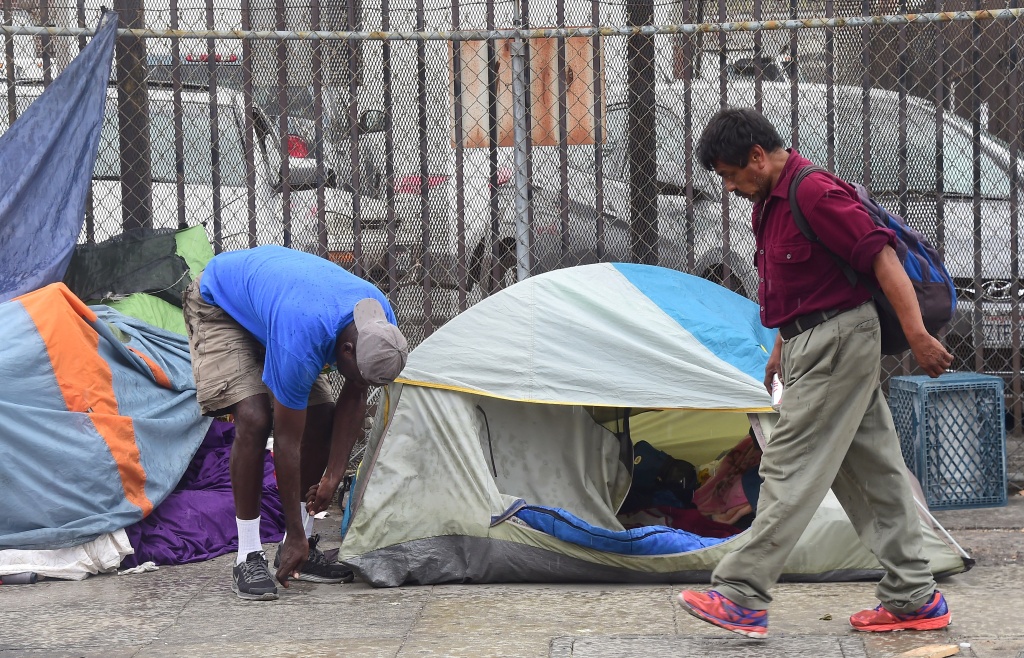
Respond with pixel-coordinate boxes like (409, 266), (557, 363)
(2, 0), (1023, 487)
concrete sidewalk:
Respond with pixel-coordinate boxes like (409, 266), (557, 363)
(2, 496), (1021, 658)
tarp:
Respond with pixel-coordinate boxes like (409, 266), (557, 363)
(67, 224), (217, 336)
(341, 264), (971, 586)
(0, 283), (212, 550)
(0, 12), (117, 302)
(65, 225), (214, 308)
(121, 420), (286, 567)
(101, 293), (189, 336)
(0, 531), (133, 581)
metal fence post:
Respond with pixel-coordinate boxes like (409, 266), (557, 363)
(113, 0), (153, 232)
(511, 1), (531, 282)
(626, 0), (658, 266)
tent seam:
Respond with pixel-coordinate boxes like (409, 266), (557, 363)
(393, 379), (774, 412)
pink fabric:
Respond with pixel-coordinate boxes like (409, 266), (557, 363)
(693, 435), (762, 515)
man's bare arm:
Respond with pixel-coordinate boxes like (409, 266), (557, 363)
(305, 378), (368, 514)
(271, 402), (309, 585)
(872, 245), (953, 377)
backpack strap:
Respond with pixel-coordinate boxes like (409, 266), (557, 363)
(788, 165), (859, 287)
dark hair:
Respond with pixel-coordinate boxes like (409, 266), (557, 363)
(696, 106), (785, 171)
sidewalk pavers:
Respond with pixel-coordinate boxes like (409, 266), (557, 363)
(2, 498), (1022, 657)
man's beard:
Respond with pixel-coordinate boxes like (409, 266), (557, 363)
(748, 173), (771, 203)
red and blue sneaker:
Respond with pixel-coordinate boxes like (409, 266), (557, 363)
(850, 590), (951, 632)
(676, 589), (768, 639)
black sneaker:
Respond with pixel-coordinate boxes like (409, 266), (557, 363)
(274, 534), (352, 584)
(231, 551), (279, 601)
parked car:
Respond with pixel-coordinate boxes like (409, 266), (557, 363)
(1, 81), (387, 254)
(252, 84), (386, 163)
(510, 94), (759, 296)
(522, 78), (1023, 388)
(320, 94), (476, 290)
(340, 78), (1022, 381)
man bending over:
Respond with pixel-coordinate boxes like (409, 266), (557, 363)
(183, 245), (408, 600)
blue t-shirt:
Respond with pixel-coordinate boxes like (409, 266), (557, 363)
(199, 245), (397, 409)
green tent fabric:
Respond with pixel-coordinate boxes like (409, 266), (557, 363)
(173, 225), (216, 282)
(340, 264), (973, 587)
(103, 293), (188, 336)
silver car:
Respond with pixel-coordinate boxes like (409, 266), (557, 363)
(522, 78), (1022, 380)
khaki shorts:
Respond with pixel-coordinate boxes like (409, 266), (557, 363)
(182, 275), (335, 416)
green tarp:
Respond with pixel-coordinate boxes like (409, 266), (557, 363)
(64, 225), (213, 307)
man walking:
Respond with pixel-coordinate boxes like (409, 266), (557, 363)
(678, 107), (954, 637)
(183, 245), (408, 600)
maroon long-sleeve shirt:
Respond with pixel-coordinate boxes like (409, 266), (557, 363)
(753, 150), (897, 329)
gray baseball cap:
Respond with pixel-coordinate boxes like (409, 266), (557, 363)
(353, 298), (409, 385)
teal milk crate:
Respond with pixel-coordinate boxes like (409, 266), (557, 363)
(889, 373), (1007, 510)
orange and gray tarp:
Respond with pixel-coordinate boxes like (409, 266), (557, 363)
(0, 283), (211, 550)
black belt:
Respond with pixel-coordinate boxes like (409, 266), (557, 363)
(779, 308), (843, 340)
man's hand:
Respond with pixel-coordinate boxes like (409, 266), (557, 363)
(763, 334), (783, 393)
(274, 533), (308, 587)
(305, 475), (340, 516)
(909, 332), (954, 378)
(309, 377), (368, 519)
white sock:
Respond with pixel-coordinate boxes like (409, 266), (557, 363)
(236, 516), (262, 565)
(281, 507), (316, 545)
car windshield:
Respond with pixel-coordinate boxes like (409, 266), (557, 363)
(254, 86), (317, 121)
(584, 105), (694, 182)
(94, 98), (247, 187)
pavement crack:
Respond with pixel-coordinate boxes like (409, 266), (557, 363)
(141, 571), (216, 652)
(670, 585), (681, 633)
(397, 583), (435, 656)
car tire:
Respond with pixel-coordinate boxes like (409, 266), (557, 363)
(471, 239), (518, 297)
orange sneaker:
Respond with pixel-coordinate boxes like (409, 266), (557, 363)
(676, 590), (768, 639)
(850, 591), (951, 632)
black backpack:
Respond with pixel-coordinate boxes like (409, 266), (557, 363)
(789, 166), (957, 355)
(621, 440), (698, 512)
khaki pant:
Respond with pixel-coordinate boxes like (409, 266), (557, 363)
(712, 301), (936, 614)
(182, 276), (334, 416)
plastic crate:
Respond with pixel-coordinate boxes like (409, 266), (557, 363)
(889, 373), (1007, 510)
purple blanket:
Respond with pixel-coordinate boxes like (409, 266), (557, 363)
(122, 419), (286, 567)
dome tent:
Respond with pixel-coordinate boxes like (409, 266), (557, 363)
(340, 263), (971, 586)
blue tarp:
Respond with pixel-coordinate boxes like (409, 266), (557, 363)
(0, 284), (211, 550)
(0, 12), (116, 303)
